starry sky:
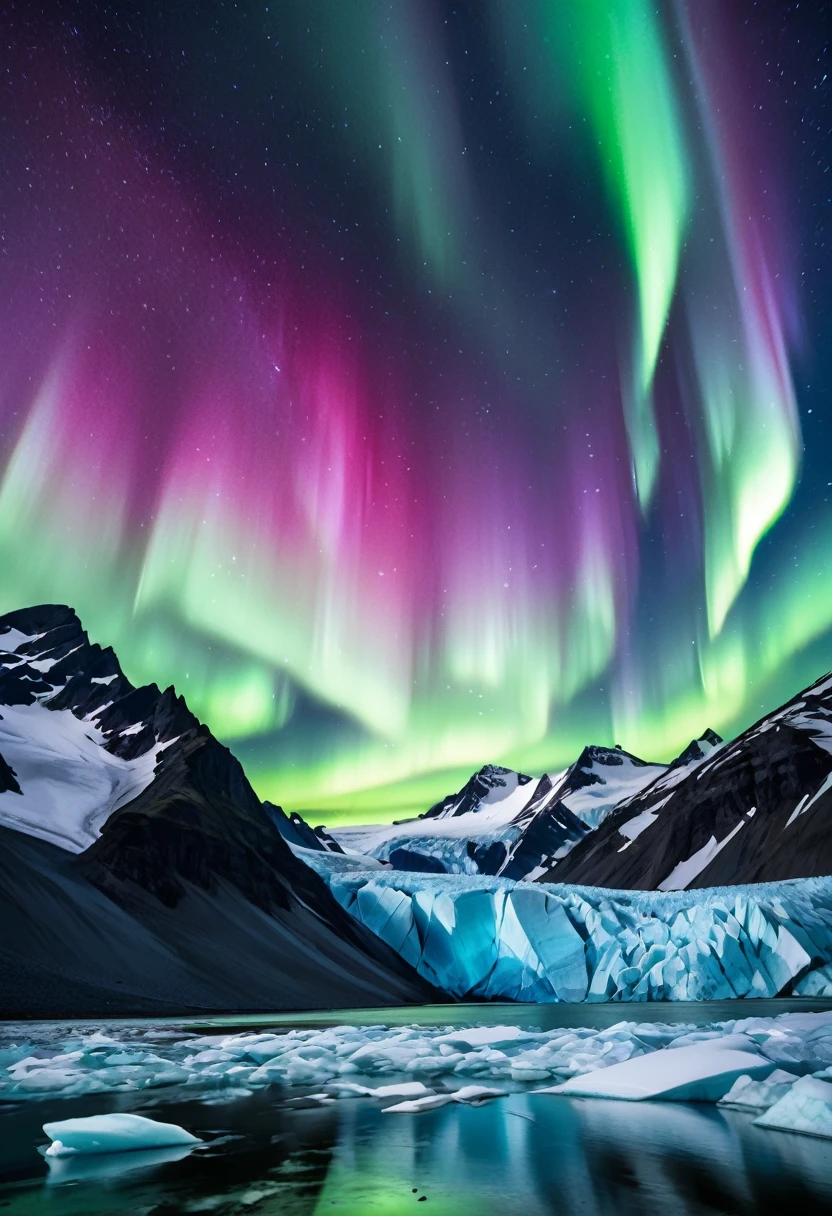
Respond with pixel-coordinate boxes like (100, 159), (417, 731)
(0, 0), (830, 825)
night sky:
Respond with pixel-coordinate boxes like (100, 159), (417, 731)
(0, 1), (830, 824)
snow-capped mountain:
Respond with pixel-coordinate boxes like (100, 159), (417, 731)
(331, 744), (691, 880)
(547, 673), (832, 891)
(0, 605), (437, 1016)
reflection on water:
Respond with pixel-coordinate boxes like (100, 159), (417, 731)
(2, 1083), (832, 1214)
(42, 1141), (198, 1186)
(184, 996), (832, 1035)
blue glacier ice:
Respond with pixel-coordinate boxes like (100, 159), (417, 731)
(754, 1075), (832, 1138)
(301, 854), (832, 1003)
(43, 1113), (200, 1156)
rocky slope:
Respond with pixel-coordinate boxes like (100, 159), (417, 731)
(544, 676), (832, 890)
(333, 742), (707, 881)
(0, 605), (439, 1016)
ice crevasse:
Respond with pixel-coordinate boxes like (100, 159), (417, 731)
(305, 862), (832, 1002)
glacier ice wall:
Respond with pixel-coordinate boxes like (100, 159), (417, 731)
(307, 860), (832, 1002)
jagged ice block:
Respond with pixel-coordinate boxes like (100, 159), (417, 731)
(305, 864), (832, 1003)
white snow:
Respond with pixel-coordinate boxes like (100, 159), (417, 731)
(335, 775), (536, 856)
(42, 1113), (201, 1157)
(754, 1075), (832, 1138)
(785, 773), (832, 828)
(784, 710), (832, 755)
(808, 673), (832, 697)
(618, 795), (673, 843)
(0, 701), (161, 852)
(561, 760), (666, 830)
(118, 723), (146, 737)
(658, 817), (748, 891)
(91, 675), (118, 685)
(0, 628), (41, 653)
(546, 1041), (773, 1102)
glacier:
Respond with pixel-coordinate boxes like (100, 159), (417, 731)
(301, 856), (832, 1003)
(331, 748), (672, 879)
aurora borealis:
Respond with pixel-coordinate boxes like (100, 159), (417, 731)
(0, 1), (830, 824)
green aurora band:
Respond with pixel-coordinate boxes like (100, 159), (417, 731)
(0, 1), (821, 826)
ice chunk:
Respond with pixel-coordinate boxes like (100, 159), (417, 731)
(547, 1044), (774, 1102)
(7, 1011), (832, 1108)
(439, 1025), (525, 1048)
(382, 1094), (454, 1114)
(334, 1081), (435, 1100)
(753, 1075), (832, 1138)
(718, 1069), (798, 1111)
(451, 1085), (507, 1103)
(42, 1113), (201, 1157)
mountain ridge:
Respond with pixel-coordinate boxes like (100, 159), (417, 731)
(0, 604), (439, 1016)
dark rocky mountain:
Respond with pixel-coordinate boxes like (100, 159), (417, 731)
(424, 764), (535, 819)
(333, 746), (671, 880)
(266, 803), (344, 854)
(0, 752), (20, 794)
(0, 605), (440, 1017)
(544, 675), (832, 890)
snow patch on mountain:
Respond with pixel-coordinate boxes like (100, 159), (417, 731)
(0, 701), (165, 852)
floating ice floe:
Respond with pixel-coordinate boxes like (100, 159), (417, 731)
(4, 1011), (832, 1108)
(754, 1075), (832, 1138)
(541, 1037), (774, 1102)
(300, 862), (832, 1003)
(42, 1113), (201, 1157)
(718, 1069), (799, 1112)
(383, 1094), (454, 1114)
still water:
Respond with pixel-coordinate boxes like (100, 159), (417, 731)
(2, 1001), (832, 1215)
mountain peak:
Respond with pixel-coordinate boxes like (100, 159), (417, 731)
(0, 604), (438, 1014)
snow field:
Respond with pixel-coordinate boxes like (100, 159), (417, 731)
(0, 701), (161, 852)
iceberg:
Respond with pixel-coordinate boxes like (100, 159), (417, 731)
(541, 1039), (775, 1102)
(753, 1075), (832, 1138)
(451, 1084), (507, 1103)
(382, 1084), (507, 1113)
(718, 1069), (798, 1112)
(301, 859), (832, 1003)
(335, 1081), (435, 1100)
(42, 1113), (201, 1157)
